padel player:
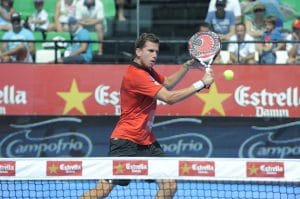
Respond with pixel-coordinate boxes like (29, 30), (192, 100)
(81, 33), (215, 199)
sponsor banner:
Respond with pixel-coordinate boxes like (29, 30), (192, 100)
(46, 160), (82, 176)
(0, 116), (299, 158)
(0, 158), (299, 182)
(0, 161), (15, 176)
(179, 161), (215, 177)
(246, 161), (284, 178)
(0, 64), (299, 117)
(113, 160), (148, 176)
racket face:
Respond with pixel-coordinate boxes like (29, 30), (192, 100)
(188, 31), (221, 63)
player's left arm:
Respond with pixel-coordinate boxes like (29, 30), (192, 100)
(156, 69), (214, 105)
(163, 59), (199, 90)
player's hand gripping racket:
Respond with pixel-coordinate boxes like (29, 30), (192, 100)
(188, 31), (221, 70)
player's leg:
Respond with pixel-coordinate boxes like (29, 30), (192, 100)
(146, 141), (177, 199)
(155, 179), (177, 199)
(80, 179), (114, 199)
(80, 139), (134, 199)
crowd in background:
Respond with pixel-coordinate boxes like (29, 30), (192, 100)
(205, 0), (300, 64)
(0, 0), (299, 64)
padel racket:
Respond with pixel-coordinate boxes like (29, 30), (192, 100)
(188, 31), (221, 69)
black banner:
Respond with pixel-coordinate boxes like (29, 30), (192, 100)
(0, 116), (299, 158)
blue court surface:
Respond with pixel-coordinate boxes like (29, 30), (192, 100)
(1, 180), (299, 199)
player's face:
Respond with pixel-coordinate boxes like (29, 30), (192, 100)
(136, 41), (159, 68)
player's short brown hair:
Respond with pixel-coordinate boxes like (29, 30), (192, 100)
(135, 33), (160, 49)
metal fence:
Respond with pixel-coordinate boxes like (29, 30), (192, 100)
(0, 39), (297, 64)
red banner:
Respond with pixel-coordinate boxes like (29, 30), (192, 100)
(0, 64), (299, 117)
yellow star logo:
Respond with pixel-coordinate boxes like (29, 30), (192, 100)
(248, 165), (259, 176)
(115, 164), (124, 174)
(181, 163), (190, 174)
(196, 83), (231, 116)
(57, 79), (92, 115)
(48, 164), (58, 174)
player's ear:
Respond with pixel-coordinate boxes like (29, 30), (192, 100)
(136, 48), (142, 57)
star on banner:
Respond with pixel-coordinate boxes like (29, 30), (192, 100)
(248, 165), (259, 176)
(48, 164), (58, 174)
(196, 83), (231, 116)
(181, 163), (190, 175)
(115, 164), (124, 174)
(57, 79), (92, 115)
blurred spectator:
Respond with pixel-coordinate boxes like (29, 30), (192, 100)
(24, 0), (50, 39)
(240, 0), (255, 14)
(52, 0), (77, 32)
(116, 0), (126, 21)
(208, 0), (241, 23)
(198, 21), (211, 32)
(76, 0), (104, 55)
(177, 22), (212, 63)
(242, 0), (297, 31)
(0, 0), (14, 31)
(57, 16), (92, 64)
(258, 16), (284, 64)
(245, 3), (266, 39)
(0, 12), (35, 63)
(287, 18), (300, 64)
(228, 22), (256, 64)
(205, 0), (235, 41)
(198, 21), (222, 64)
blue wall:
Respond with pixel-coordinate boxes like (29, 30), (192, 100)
(0, 116), (299, 158)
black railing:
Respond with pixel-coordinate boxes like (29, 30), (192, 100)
(0, 39), (298, 64)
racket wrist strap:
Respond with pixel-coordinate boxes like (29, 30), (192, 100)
(193, 80), (205, 92)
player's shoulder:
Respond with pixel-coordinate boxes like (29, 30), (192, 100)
(126, 64), (152, 81)
(128, 64), (148, 74)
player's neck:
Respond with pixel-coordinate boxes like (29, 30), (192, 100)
(131, 61), (153, 74)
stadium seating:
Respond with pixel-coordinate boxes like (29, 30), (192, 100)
(89, 31), (99, 53)
(44, 31), (71, 54)
(13, 0), (35, 19)
(275, 50), (288, 64)
(33, 31), (44, 50)
(102, 0), (116, 19)
(46, 31), (71, 42)
(0, 31), (5, 39)
(13, 0), (56, 21)
(43, 0), (57, 22)
(35, 49), (61, 63)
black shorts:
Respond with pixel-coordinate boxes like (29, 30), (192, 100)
(109, 138), (165, 157)
(107, 138), (165, 186)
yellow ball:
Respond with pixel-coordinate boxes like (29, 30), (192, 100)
(223, 69), (234, 80)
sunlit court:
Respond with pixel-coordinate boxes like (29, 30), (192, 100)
(0, 0), (299, 198)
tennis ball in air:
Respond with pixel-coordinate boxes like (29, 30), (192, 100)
(223, 69), (234, 80)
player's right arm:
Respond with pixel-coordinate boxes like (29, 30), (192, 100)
(155, 69), (214, 105)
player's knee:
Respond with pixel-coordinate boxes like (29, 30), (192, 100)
(161, 180), (177, 194)
(169, 180), (177, 193)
